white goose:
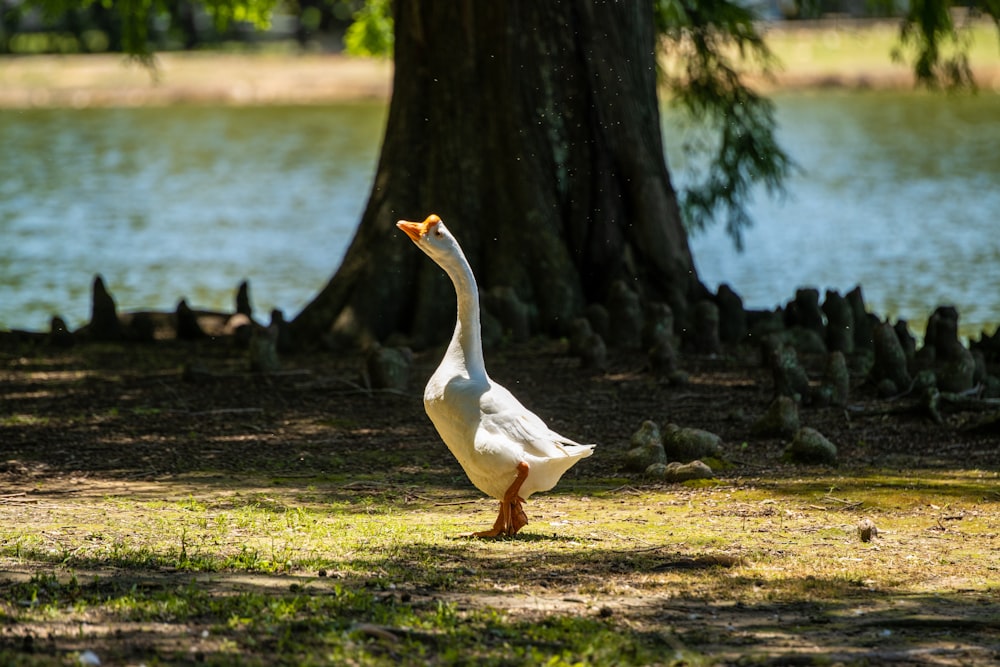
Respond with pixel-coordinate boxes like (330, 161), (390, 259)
(397, 214), (595, 537)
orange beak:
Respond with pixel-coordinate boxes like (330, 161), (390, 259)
(396, 214), (441, 242)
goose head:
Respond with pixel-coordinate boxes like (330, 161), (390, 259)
(396, 214), (465, 268)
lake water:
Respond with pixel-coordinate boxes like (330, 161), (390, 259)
(2, 91), (999, 338)
(682, 90), (1000, 339)
(1, 104), (386, 332)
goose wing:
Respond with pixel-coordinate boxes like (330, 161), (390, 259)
(475, 381), (589, 460)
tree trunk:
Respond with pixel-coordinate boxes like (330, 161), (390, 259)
(290, 0), (701, 348)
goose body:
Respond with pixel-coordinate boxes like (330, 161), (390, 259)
(397, 214), (594, 537)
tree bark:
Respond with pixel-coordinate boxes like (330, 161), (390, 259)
(290, 0), (701, 348)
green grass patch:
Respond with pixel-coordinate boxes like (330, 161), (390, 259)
(762, 21), (1000, 76)
(2, 467), (997, 664)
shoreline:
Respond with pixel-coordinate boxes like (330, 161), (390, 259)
(1, 21), (998, 109)
(0, 52), (394, 108)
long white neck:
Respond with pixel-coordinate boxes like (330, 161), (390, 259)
(439, 248), (487, 383)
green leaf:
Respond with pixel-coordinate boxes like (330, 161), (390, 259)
(656, 0), (795, 249)
(343, 0), (392, 57)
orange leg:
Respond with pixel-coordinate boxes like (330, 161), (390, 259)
(474, 462), (530, 538)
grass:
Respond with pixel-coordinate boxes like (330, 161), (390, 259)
(1, 337), (998, 664)
(2, 468), (998, 665)
(660, 19), (1000, 91)
(763, 20), (999, 77)
(1, 20), (997, 111)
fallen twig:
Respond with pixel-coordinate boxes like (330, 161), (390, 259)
(433, 498), (480, 506)
(822, 494), (863, 509)
(0, 493), (35, 504)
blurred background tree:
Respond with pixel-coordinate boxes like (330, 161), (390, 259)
(2, 0), (995, 346)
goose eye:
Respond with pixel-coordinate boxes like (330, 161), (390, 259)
(434, 229), (444, 238)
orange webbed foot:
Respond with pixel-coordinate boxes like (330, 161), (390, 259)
(472, 463), (530, 538)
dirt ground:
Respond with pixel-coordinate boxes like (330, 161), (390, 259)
(4, 331), (996, 485)
(2, 332), (998, 664)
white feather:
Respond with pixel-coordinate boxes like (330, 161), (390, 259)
(398, 216), (594, 504)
